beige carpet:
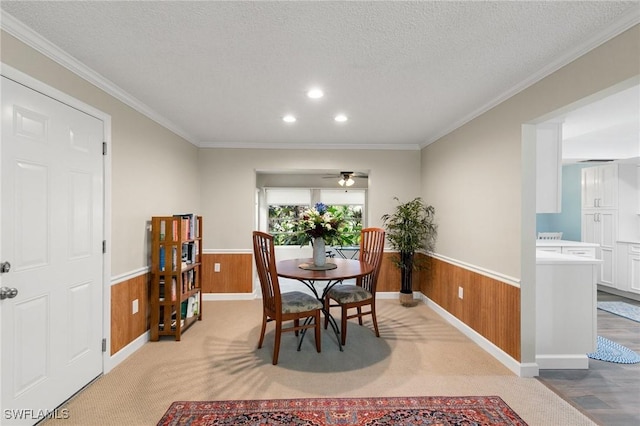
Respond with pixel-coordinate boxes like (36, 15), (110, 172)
(44, 300), (595, 425)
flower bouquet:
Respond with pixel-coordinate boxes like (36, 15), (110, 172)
(297, 202), (344, 267)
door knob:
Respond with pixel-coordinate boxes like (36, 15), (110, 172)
(0, 287), (18, 300)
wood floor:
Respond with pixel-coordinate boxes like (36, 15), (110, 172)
(537, 291), (640, 426)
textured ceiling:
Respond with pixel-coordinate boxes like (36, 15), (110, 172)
(1, 1), (638, 150)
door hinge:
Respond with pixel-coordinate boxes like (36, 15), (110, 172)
(102, 240), (106, 253)
(102, 338), (107, 352)
(102, 142), (107, 155)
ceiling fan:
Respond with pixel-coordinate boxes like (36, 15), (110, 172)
(324, 171), (368, 187)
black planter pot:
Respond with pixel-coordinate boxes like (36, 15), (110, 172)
(400, 251), (414, 294)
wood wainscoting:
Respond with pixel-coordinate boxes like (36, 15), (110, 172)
(110, 252), (519, 363)
(110, 273), (149, 355)
(202, 252), (253, 293)
(420, 255), (521, 361)
(377, 252), (403, 292)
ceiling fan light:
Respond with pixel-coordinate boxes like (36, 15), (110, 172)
(338, 174), (355, 186)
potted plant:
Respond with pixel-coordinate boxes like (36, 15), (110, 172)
(381, 197), (437, 306)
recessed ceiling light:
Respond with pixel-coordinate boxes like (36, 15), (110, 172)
(307, 88), (324, 99)
(334, 114), (348, 122)
(282, 115), (296, 123)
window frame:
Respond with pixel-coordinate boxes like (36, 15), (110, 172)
(262, 188), (366, 246)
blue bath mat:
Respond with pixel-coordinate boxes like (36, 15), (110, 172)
(597, 301), (640, 322)
(587, 336), (640, 364)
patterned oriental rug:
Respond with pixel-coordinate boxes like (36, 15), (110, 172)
(157, 396), (528, 425)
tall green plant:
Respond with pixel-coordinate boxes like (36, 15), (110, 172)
(381, 197), (437, 295)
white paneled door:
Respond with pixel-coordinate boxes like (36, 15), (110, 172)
(1, 76), (104, 425)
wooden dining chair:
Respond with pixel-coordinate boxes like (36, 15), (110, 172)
(252, 231), (323, 364)
(325, 227), (385, 345)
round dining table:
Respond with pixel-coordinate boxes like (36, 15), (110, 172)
(276, 257), (374, 351)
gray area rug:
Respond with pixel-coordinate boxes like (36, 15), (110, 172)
(597, 301), (640, 322)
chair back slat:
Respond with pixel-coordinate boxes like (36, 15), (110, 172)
(252, 231), (281, 316)
(357, 227), (385, 294)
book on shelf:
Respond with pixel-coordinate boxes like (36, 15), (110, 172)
(159, 318), (185, 331)
(159, 220), (166, 240)
(159, 278), (177, 301)
(159, 245), (178, 272)
(182, 269), (195, 290)
(172, 219), (178, 240)
(181, 218), (189, 240)
(173, 213), (197, 240)
(159, 245), (165, 271)
(183, 292), (199, 318)
(159, 278), (165, 301)
(181, 242), (197, 264)
(192, 292), (199, 316)
(172, 246), (177, 271)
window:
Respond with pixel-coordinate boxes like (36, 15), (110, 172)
(264, 188), (365, 246)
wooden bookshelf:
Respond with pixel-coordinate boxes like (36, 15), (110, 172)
(150, 215), (202, 341)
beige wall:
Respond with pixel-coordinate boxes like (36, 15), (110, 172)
(1, 32), (201, 276)
(421, 25), (639, 366)
(421, 24), (640, 280)
(198, 148), (421, 249)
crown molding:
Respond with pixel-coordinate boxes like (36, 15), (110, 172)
(197, 141), (421, 150)
(0, 11), (198, 146)
(420, 9), (640, 149)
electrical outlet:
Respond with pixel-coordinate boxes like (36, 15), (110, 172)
(458, 286), (464, 299)
(214, 263), (221, 272)
(132, 299), (139, 314)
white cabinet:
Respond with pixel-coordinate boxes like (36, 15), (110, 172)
(582, 210), (616, 287)
(631, 245), (640, 294)
(581, 164), (618, 209)
(536, 240), (598, 259)
(536, 123), (562, 213)
(537, 246), (562, 254)
(562, 246), (597, 258)
(536, 251), (600, 369)
(581, 164), (639, 290)
(617, 243), (640, 295)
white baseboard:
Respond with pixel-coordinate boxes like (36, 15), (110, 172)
(422, 296), (539, 377)
(105, 330), (150, 373)
(597, 285), (640, 302)
(536, 354), (589, 370)
(203, 292), (258, 301)
(376, 291), (405, 300)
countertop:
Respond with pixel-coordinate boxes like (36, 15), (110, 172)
(535, 239), (600, 247)
(536, 249), (602, 265)
(536, 239), (640, 246)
